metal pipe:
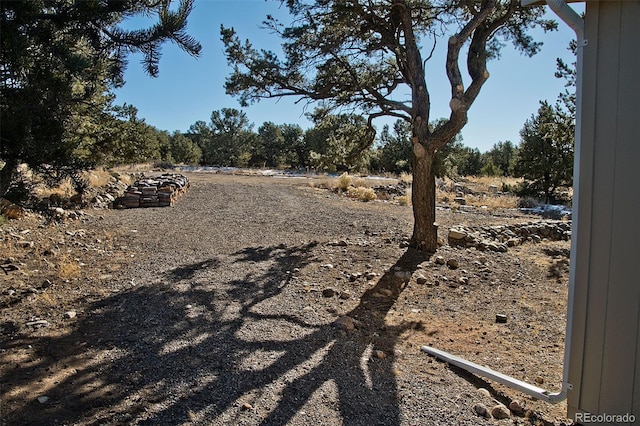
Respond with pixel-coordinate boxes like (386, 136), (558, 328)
(421, 0), (586, 404)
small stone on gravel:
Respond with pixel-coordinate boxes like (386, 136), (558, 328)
(509, 400), (526, 416)
(334, 316), (357, 331)
(473, 404), (490, 418)
(491, 405), (511, 419)
(477, 388), (491, 398)
(373, 350), (386, 359)
(416, 274), (428, 285)
(446, 258), (459, 269)
(63, 311), (77, 319)
(322, 288), (337, 297)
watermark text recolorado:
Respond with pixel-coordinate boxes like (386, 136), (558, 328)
(575, 412), (636, 424)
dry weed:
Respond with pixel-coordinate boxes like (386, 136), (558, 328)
(352, 177), (368, 188)
(397, 195), (411, 206)
(58, 256), (81, 280)
(85, 168), (113, 188)
(399, 172), (413, 184)
(336, 173), (352, 191)
(347, 186), (377, 201)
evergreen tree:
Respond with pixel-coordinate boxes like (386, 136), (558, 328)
(222, 0), (556, 252)
(1, 0), (201, 195)
(514, 102), (573, 202)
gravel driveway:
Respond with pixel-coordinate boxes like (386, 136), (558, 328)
(1, 172), (571, 425)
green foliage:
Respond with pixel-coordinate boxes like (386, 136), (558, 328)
(374, 121), (413, 175)
(188, 108), (256, 167)
(514, 101), (574, 203)
(480, 159), (503, 177)
(303, 109), (373, 173)
(0, 0), (201, 195)
(254, 122), (286, 167)
(486, 141), (518, 176)
(169, 132), (202, 165)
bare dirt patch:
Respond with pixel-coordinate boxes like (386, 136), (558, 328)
(1, 172), (571, 425)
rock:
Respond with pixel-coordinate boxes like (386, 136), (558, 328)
(378, 288), (393, 297)
(373, 350), (386, 359)
(448, 229), (467, 240)
(37, 396), (49, 404)
(349, 272), (361, 282)
(495, 314), (508, 324)
(491, 405), (510, 419)
(446, 258), (459, 269)
(41, 279), (53, 289)
(321, 264), (334, 269)
(26, 320), (49, 328)
(416, 274), (428, 285)
(477, 388), (491, 398)
(454, 197), (466, 205)
(64, 311), (77, 319)
(241, 402), (253, 410)
(509, 400), (526, 417)
(458, 276), (469, 285)
(322, 288), (337, 297)
(339, 290), (352, 300)
(365, 272), (377, 280)
(434, 256), (446, 265)
(473, 404), (491, 418)
(488, 185), (499, 194)
(535, 376), (544, 385)
(394, 270), (411, 282)
(334, 316), (357, 331)
(506, 238), (519, 247)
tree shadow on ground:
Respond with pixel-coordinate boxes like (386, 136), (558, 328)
(2, 243), (429, 425)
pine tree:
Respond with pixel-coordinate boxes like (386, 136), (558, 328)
(0, 0), (201, 195)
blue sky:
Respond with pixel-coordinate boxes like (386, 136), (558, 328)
(114, 0), (583, 153)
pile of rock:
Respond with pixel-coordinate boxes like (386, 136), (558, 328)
(118, 174), (189, 209)
(448, 220), (571, 252)
(89, 177), (129, 209)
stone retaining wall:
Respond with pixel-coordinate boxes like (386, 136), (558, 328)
(448, 221), (571, 252)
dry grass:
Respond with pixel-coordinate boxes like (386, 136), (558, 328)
(399, 172), (413, 184)
(352, 177), (369, 188)
(336, 172), (352, 191)
(347, 186), (377, 201)
(397, 195), (411, 206)
(86, 168), (115, 187)
(33, 178), (75, 199)
(58, 255), (81, 280)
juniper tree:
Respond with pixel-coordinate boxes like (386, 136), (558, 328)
(222, 0), (555, 252)
(0, 0), (201, 195)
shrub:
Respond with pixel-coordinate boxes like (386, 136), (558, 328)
(399, 172), (413, 184)
(337, 172), (352, 190)
(347, 186), (377, 201)
(518, 197), (539, 208)
(352, 176), (368, 188)
(397, 195), (411, 206)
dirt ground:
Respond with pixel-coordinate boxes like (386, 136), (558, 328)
(1, 172), (572, 425)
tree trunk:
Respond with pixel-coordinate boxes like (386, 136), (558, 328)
(0, 158), (18, 197)
(410, 138), (438, 253)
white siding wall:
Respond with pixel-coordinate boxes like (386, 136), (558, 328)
(568, 1), (640, 423)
